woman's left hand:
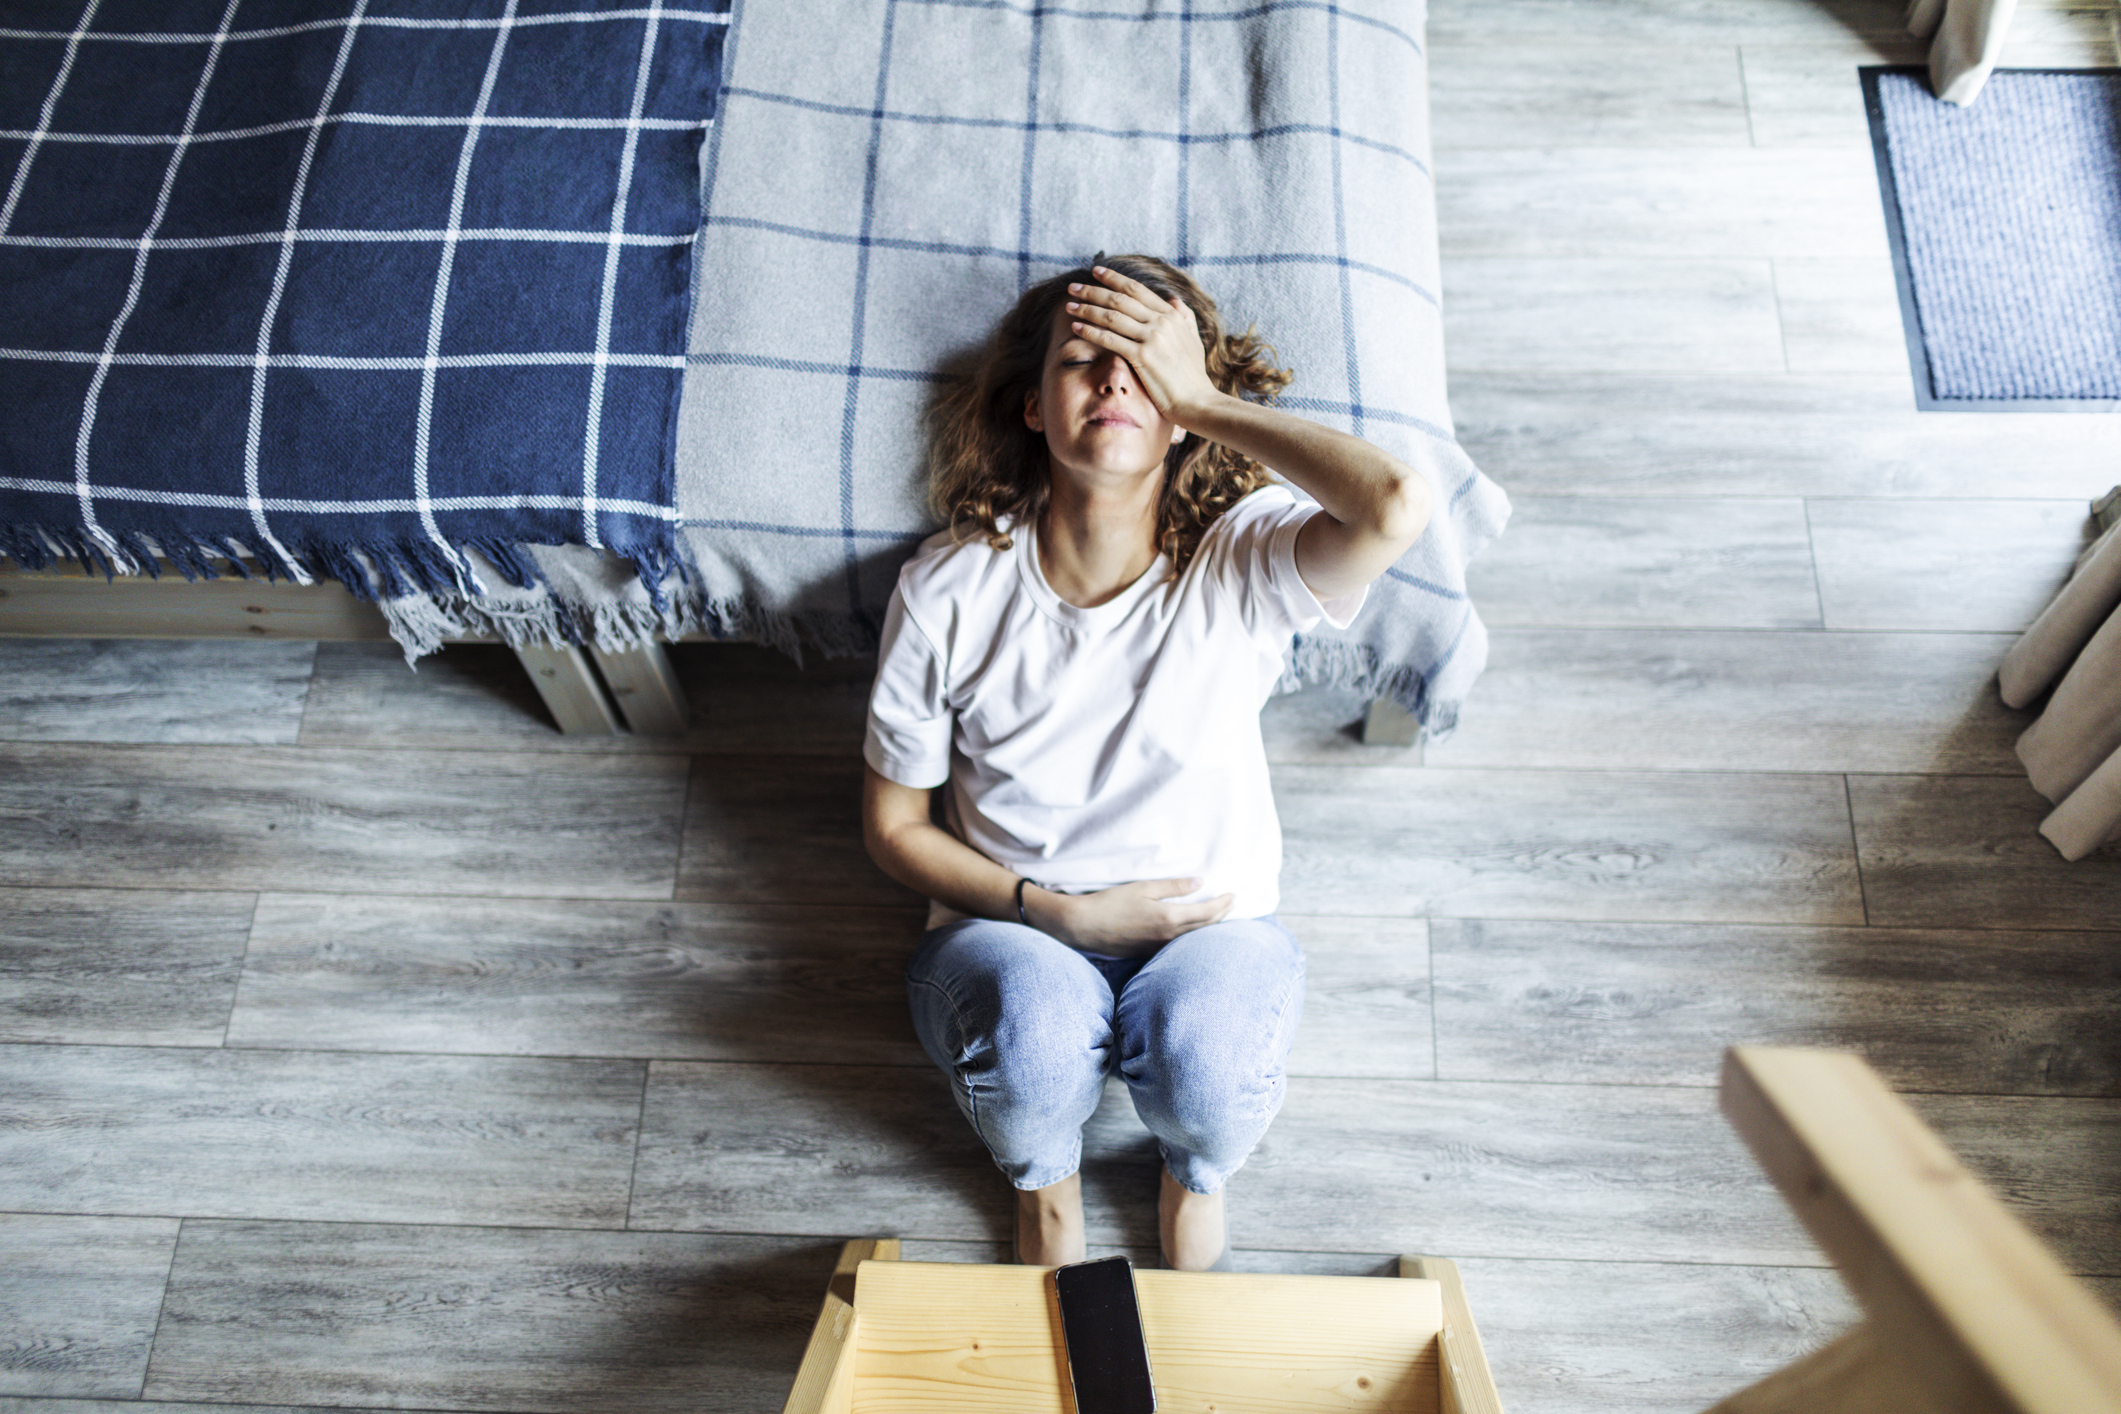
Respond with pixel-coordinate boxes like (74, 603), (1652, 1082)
(1064, 266), (1222, 427)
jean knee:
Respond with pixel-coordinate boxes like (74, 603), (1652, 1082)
(1130, 919), (1303, 1052)
(1146, 1013), (1287, 1136)
(908, 922), (1113, 1100)
(1124, 930), (1302, 1152)
(906, 921), (1114, 1186)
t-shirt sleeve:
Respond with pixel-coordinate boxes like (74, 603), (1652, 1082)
(863, 580), (953, 789)
(1209, 489), (1369, 645)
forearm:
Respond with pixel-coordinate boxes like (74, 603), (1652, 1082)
(1177, 391), (1429, 542)
(861, 769), (1229, 954)
(865, 810), (1032, 923)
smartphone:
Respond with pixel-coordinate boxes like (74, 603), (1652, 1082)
(1053, 1255), (1157, 1414)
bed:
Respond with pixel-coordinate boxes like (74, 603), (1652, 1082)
(1, 0), (1508, 742)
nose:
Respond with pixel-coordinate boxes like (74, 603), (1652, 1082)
(1096, 354), (1130, 394)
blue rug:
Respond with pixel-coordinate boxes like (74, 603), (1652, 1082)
(1864, 67), (2121, 408)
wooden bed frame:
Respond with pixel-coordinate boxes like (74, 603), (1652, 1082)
(0, 558), (1422, 743)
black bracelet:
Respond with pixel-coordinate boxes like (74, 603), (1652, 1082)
(1016, 876), (1036, 927)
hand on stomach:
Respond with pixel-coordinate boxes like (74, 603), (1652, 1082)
(1033, 877), (1234, 958)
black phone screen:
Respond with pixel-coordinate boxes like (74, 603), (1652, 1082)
(1053, 1255), (1157, 1413)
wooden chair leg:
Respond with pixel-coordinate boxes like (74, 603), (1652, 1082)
(511, 643), (622, 734)
(1717, 1047), (2121, 1414)
(783, 1238), (900, 1414)
(1402, 1256), (1504, 1414)
(588, 642), (690, 735)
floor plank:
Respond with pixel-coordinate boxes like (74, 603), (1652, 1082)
(1450, 372), (2121, 498)
(1429, 47), (1751, 149)
(1808, 498), (2096, 632)
(0, 744), (688, 899)
(1443, 258), (1786, 372)
(1984, 7), (2121, 67)
(674, 643), (876, 756)
(0, 1045), (644, 1227)
(628, 1061), (999, 1241)
(1426, 0), (1912, 47)
(1730, 16), (2112, 157)
(226, 898), (1439, 1080)
(1462, 495), (1822, 630)
(1737, 7), (2118, 143)
(1773, 257), (1908, 374)
(1739, 39), (1925, 148)
(1430, 918), (2121, 1094)
(1282, 913), (1435, 1079)
(144, 1220), (841, 1414)
(298, 642), (585, 749)
(0, 639), (316, 746)
(1219, 1079), (1815, 1268)
(0, 887), (253, 1047)
(674, 754), (920, 906)
(0, 1214), (179, 1399)
(1850, 774), (2121, 930)
(1272, 765), (1864, 924)
(228, 894), (928, 1065)
(1424, 628), (2025, 774)
(633, 1062), (2121, 1270)
(0, 1402), (374, 1413)
(1450, 1256), (1858, 1414)
(1437, 148), (1884, 258)
(299, 641), (876, 757)
(629, 1063), (1815, 1265)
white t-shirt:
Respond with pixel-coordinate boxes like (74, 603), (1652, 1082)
(863, 484), (1365, 926)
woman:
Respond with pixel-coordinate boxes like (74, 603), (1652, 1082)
(861, 255), (1430, 1269)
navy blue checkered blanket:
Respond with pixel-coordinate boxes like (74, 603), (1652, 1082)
(0, 0), (726, 601)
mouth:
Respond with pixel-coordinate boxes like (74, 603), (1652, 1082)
(1085, 410), (1140, 429)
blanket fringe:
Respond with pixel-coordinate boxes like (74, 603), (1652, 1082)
(375, 581), (706, 664)
(0, 520), (554, 601)
(1283, 634), (1456, 738)
(375, 584), (881, 667)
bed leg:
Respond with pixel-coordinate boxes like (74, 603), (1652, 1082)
(513, 643), (624, 734)
(590, 643), (691, 735)
(1362, 698), (1421, 747)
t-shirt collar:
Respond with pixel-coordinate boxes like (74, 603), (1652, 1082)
(1016, 513), (1170, 630)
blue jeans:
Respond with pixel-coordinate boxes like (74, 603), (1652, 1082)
(906, 915), (1305, 1194)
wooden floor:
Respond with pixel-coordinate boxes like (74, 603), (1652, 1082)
(6, 3), (2121, 1410)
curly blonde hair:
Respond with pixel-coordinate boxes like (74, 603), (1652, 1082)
(928, 254), (1294, 575)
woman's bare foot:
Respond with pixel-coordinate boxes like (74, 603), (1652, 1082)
(1016, 1174), (1086, 1265)
(1159, 1168), (1225, 1271)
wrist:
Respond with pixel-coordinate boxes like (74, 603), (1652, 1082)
(1020, 882), (1071, 940)
(1165, 385), (1231, 433)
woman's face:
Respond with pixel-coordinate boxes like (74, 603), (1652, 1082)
(1024, 303), (1186, 486)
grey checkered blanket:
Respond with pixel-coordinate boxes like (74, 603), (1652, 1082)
(394, 0), (1513, 734)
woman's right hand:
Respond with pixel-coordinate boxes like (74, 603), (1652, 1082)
(1030, 878), (1235, 958)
